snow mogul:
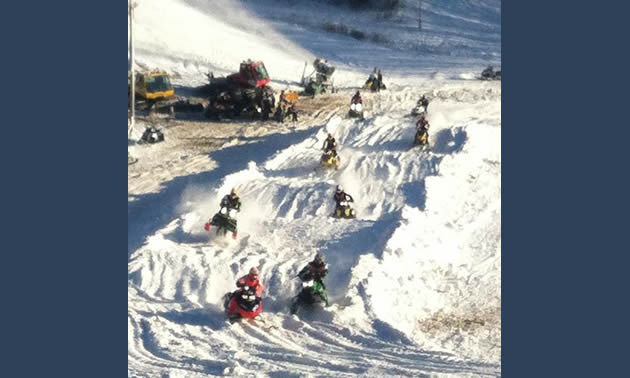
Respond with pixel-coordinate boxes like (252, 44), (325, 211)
(290, 254), (330, 315)
(364, 68), (386, 92)
(204, 188), (242, 239)
(480, 65), (501, 80)
(333, 185), (356, 218)
(411, 95), (429, 118)
(414, 116), (430, 150)
(348, 91), (364, 119)
(223, 267), (264, 321)
(320, 133), (340, 169)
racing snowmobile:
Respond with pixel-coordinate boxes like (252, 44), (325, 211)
(414, 128), (430, 151)
(334, 200), (356, 219)
(204, 206), (238, 239)
(290, 279), (329, 315)
(411, 103), (427, 118)
(223, 286), (263, 321)
(320, 150), (340, 169)
(348, 102), (364, 120)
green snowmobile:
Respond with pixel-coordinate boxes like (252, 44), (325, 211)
(290, 280), (329, 315)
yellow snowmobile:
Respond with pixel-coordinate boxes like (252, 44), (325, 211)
(414, 128), (430, 151)
(320, 151), (340, 169)
(334, 201), (356, 219)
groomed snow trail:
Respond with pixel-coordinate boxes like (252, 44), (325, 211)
(129, 82), (501, 377)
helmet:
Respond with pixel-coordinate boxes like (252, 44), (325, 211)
(355, 91), (360, 96)
(313, 254), (325, 265)
(249, 267), (259, 279)
(327, 133), (333, 139)
(336, 185), (343, 193)
(230, 188), (238, 197)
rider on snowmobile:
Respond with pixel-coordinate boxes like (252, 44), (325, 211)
(416, 117), (430, 145)
(298, 254), (328, 284)
(236, 267), (264, 299)
(322, 133), (338, 156)
(416, 117), (430, 134)
(334, 185), (354, 208)
(297, 254), (329, 305)
(418, 95), (429, 110)
(220, 188), (242, 213)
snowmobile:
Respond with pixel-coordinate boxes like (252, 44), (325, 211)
(138, 126), (165, 144)
(223, 286), (263, 321)
(480, 66), (501, 80)
(204, 206), (238, 239)
(411, 103), (427, 118)
(364, 76), (386, 92)
(320, 151), (340, 169)
(414, 129), (430, 151)
(348, 102), (364, 120)
(290, 279), (329, 315)
(334, 200), (356, 219)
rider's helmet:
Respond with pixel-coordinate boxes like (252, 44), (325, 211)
(336, 185), (343, 193)
(248, 267), (259, 280)
(230, 188), (238, 198)
(327, 133), (333, 139)
(313, 254), (325, 266)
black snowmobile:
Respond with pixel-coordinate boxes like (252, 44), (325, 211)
(204, 206), (238, 239)
(138, 126), (165, 144)
(348, 102), (364, 120)
(411, 100), (428, 118)
(290, 279), (329, 315)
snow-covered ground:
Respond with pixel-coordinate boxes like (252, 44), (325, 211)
(129, 1), (501, 376)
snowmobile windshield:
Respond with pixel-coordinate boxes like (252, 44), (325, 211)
(255, 65), (269, 81)
(146, 76), (172, 93)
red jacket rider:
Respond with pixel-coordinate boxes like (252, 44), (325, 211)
(236, 267), (264, 298)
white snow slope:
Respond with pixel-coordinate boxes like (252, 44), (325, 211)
(129, 1), (501, 376)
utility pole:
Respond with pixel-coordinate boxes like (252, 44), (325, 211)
(128, 1), (138, 137)
(418, 0), (422, 30)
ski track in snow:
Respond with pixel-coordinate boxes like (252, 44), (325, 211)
(129, 1), (500, 376)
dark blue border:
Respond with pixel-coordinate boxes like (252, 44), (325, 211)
(505, 1), (629, 377)
(3, 2), (126, 377)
